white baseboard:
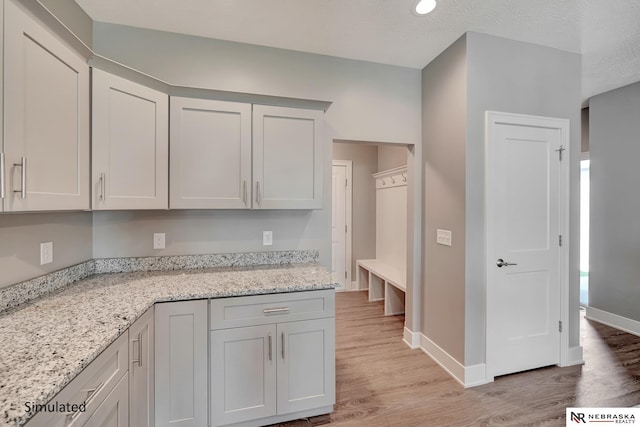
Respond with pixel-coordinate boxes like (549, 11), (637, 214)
(561, 345), (584, 367)
(464, 363), (490, 387)
(418, 334), (465, 387)
(586, 306), (640, 337)
(417, 333), (491, 388)
(403, 327), (420, 349)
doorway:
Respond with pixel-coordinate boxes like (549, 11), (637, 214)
(331, 160), (353, 291)
(485, 112), (570, 379)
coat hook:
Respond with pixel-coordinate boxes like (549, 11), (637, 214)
(391, 176), (396, 184)
(381, 178), (386, 185)
(402, 173), (407, 182)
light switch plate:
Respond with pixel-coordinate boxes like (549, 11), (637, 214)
(436, 229), (452, 247)
(263, 231), (273, 246)
(40, 242), (53, 265)
(153, 233), (166, 249)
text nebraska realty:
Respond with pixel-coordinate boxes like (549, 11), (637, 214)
(571, 412), (636, 424)
(25, 401), (86, 414)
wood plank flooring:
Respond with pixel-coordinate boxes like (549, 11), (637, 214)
(273, 291), (640, 427)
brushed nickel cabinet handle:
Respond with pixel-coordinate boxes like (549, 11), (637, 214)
(281, 331), (285, 360)
(268, 332), (272, 361)
(98, 172), (106, 201)
(256, 181), (261, 205)
(263, 307), (290, 315)
(131, 333), (143, 367)
(243, 180), (247, 206)
(13, 157), (26, 199)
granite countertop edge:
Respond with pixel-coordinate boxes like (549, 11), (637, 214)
(0, 263), (336, 427)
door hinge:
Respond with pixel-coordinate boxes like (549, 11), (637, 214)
(555, 145), (565, 161)
(345, 271), (347, 279)
(345, 224), (347, 233)
(559, 235), (563, 246)
(345, 178), (348, 187)
(559, 320), (563, 333)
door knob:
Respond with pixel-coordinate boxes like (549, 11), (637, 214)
(496, 258), (517, 268)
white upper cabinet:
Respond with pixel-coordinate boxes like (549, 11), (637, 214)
(92, 69), (168, 210)
(253, 105), (324, 209)
(2, 0), (89, 212)
(170, 97), (251, 209)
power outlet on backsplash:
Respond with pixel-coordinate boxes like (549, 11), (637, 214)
(40, 242), (53, 265)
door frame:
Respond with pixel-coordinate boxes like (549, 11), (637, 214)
(485, 111), (571, 379)
(332, 160), (353, 289)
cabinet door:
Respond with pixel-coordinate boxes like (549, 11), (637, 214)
(155, 300), (207, 427)
(92, 69), (168, 210)
(277, 318), (335, 415)
(170, 97), (251, 209)
(3, 0), (89, 212)
(210, 324), (277, 426)
(252, 105), (324, 209)
(82, 373), (129, 427)
(129, 307), (154, 427)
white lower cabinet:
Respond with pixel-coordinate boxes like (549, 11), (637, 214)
(26, 333), (129, 427)
(210, 290), (336, 427)
(129, 307), (154, 427)
(83, 373), (129, 427)
(154, 299), (208, 427)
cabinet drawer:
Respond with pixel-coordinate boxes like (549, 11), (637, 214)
(26, 332), (128, 427)
(210, 290), (335, 330)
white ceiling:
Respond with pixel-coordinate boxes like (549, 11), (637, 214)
(74, 0), (640, 102)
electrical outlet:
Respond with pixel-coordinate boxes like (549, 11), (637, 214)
(40, 242), (53, 265)
(263, 231), (273, 246)
(153, 233), (166, 250)
(436, 229), (452, 247)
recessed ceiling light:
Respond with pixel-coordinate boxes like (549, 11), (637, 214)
(413, 0), (437, 16)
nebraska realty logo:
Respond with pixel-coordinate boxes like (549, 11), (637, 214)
(566, 408), (638, 425)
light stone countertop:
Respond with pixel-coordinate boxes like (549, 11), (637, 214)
(0, 263), (335, 427)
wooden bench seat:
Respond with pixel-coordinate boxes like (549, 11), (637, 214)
(356, 259), (406, 316)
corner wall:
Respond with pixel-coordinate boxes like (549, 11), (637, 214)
(465, 32), (582, 366)
(421, 35), (468, 364)
(588, 81), (640, 326)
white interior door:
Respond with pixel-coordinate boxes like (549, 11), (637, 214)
(486, 111), (569, 379)
(331, 164), (347, 290)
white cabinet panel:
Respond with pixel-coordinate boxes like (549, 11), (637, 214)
(253, 105), (324, 209)
(83, 373), (129, 427)
(155, 300), (207, 427)
(210, 324), (277, 426)
(170, 97), (251, 209)
(277, 318), (335, 414)
(3, 0), (89, 211)
(129, 307), (154, 427)
(92, 68), (168, 210)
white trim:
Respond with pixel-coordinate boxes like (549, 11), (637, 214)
(485, 111), (573, 377)
(464, 364), (490, 388)
(332, 160), (353, 290)
(403, 327), (420, 349)
(561, 346), (584, 367)
(586, 306), (640, 338)
(419, 333), (465, 387)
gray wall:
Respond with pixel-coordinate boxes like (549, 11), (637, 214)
(92, 23), (422, 146)
(0, 212), (93, 288)
(92, 210), (327, 259)
(465, 32), (582, 365)
(39, 0), (93, 47)
(422, 35), (468, 363)
(378, 145), (407, 171)
(333, 142), (378, 278)
(589, 81), (640, 322)
(87, 22), (422, 270)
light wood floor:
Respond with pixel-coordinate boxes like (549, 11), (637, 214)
(274, 291), (640, 427)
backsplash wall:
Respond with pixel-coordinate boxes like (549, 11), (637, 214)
(92, 209), (331, 268)
(0, 212), (93, 288)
